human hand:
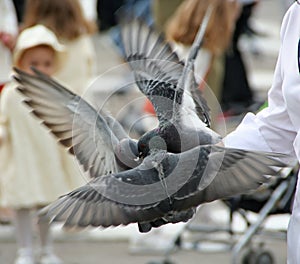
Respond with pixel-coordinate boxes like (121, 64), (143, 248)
(0, 31), (16, 52)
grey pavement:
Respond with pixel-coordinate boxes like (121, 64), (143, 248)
(0, 214), (288, 264)
(0, 1), (290, 263)
(0, 239), (287, 264)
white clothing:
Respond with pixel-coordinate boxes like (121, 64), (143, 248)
(0, 0), (18, 83)
(54, 35), (97, 95)
(0, 82), (86, 208)
(78, 0), (97, 23)
(223, 3), (300, 263)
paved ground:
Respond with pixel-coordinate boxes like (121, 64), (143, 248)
(0, 206), (289, 264)
(0, 238), (287, 264)
(0, 1), (291, 263)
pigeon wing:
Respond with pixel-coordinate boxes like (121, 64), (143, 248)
(121, 20), (185, 122)
(38, 152), (178, 228)
(38, 146), (287, 229)
(172, 146), (287, 210)
(13, 67), (126, 177)
(179, 6), (213, 127)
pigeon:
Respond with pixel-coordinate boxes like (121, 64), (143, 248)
(33, 143), (285, 230)
(12, 15), (288, 232)
(13, 68), (287, 232)
(120, 13), (231, 231)
(119, 10), (222, 159)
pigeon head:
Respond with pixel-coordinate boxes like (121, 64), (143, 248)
(114, 138), (140, 170)
(138, 129), (167, 158)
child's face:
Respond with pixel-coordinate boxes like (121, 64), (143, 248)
(18, 45), (57, 76)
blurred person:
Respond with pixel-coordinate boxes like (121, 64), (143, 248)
(152, 0), (184, 31)
(0, 0), (19, 225)
(0, 0), (18, 89)
(12, 0), (26, 24)
(98, 0), (152, 32)
(96, 0), (124, 31)
(0, 25), (85, 264)
(110, 0), (153, 58)
(144, 0), (239, 128)
(221, 0), (259, 116)
(22, 0), (98, 95)
(238, 0), (261, 37)
(222, 1), (300, 263)
(166, 0), (239, 100)
(78, 0), (97, 25)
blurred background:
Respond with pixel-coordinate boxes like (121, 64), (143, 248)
(0, 0), (294, 263)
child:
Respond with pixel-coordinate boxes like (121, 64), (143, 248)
(22, 0), (98, 95)
(0, 25), (85, 264)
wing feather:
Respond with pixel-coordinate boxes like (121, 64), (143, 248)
(173, 146), (287, 208)
(38, 146), (287, 229)
(121, 19), (211, 125)
(121, 20), (184, 122)
(13, 68), (129, 177)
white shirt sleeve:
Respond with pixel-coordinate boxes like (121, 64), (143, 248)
(224, 6), (298, 163)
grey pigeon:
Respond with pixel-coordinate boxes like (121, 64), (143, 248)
(13, 68), (287, 232)
(39, 141), (285, 230)
(13, 15), (288, 232)
(119, 12), (221, 160)
(120, 11), (214, 159)
(121, 14), (228, 231)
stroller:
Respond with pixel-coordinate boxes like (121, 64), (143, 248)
(147, 165), (298, 264)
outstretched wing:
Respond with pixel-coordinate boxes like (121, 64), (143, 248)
(39, 165), (163, 228)
(13, 67), (134, 177)
(38, 146), (287, 229)
(121, 18), (212, 126)
(172, 146), (286, 210)
(121, 19), (185, 122)
(179, 5), (213, 127)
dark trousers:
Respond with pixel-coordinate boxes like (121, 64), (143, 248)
(221, 3), (256, 111)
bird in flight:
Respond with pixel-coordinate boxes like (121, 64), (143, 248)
(13, 16), (287, 233)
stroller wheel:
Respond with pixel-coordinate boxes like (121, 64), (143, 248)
(242, 250), (274, 264)
(255, 251), (274, 264)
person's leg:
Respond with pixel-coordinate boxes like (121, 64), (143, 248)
(37, 219), (62, 264)
(13, 208), (35, 264)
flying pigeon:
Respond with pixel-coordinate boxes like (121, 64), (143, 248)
(119, 10), (222, 160)
(12, 15), (288, 232)
(13, 68), (286, 232)
(119, 13), (220, 230)
(36, 143), (285, 230)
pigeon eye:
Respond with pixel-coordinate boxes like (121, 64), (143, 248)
(140, 143), (146, 148)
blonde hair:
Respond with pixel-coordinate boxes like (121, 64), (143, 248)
(166, 0), (238, 55)
(22, 0), (97, 41)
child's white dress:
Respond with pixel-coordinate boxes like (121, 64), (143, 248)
(0, 82), (86, 208)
